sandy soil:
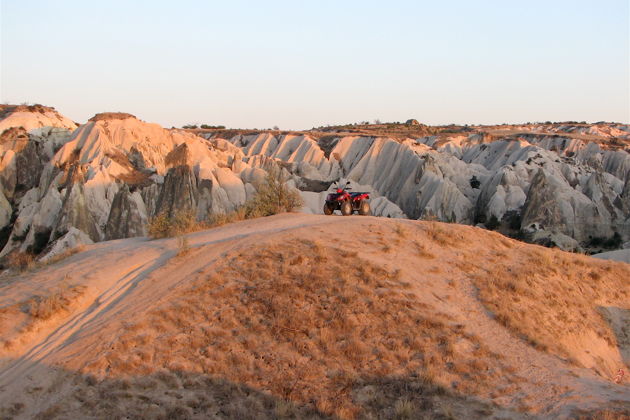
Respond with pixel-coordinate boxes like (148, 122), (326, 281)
(0, 214), (628, 419)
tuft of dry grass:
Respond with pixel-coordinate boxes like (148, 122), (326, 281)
(4, 246), (85, 273)
(42, 246), (85, 266)
(393, 398), (415, 419)
(393, 223), (407, 239)
(206, 207), (248, 228)
(7, 251), (35, 271)
(25, 284), (86, 321)
(424, 223), (460, 247)
(413, 240), (435, 259)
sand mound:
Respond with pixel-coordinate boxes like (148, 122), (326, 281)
(0, 214), (628, 419)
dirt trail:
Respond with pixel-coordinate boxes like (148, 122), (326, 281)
(0, 214), (628, 419)
(0, 214), (344, 391)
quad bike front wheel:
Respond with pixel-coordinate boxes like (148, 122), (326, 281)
(341, 200), (353, 216)
(323, 202), (334, 215)
(358, 200), (371, 216)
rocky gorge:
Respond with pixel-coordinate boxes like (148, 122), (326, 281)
(0, 104), (628, 262)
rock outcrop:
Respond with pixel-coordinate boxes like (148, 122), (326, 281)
(1, 105), (628, 258)
(0, 109), (265, 260)
(209, 127), (630, 251)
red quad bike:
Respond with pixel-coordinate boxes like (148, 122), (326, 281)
(323, 181), (371, 216)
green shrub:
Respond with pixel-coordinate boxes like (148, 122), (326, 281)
(245, 167), (303, 217)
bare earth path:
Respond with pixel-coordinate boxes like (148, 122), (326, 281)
(0, 214), (628, 419)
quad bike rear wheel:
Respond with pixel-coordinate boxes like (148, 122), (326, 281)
(358, 200), (371, 216)
(341, 200), (352, 216)
(323, 202), (334, 215)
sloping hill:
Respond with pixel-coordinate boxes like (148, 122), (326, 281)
(0, 214), (628, 419)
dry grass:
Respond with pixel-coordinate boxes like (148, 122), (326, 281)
(0, 281), (87, 352)
(423, 223), (460, 247)
(148, 210), (199, 239)
(79, 239), (517, 419)
(393, 223), (407, 238)
(24, 284), (86, 321)
(4, 246), (85, 273)
(413, 240), (435, 259)
(570, 408), (630, 420)
(207, 207), (248, 227)
(468, 245), (630, 372)
(116, 169), (150, 186)
(42, 246), (85, 266)
(393, 398), (415, 419)
(0, 283), (86, 351)
(6, 251), (35, 271)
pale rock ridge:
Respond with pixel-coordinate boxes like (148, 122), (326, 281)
(0, 112), (258, 259)
(221, 130), (630, 249)
(1, 107), (628, 258)
(0, 105), (77, 133)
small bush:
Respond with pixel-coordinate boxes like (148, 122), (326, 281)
(148, 210), (197, 239)
(26, 284), (85, 320)
(245, 167), (303, 218)
(7, 252), (35, 271)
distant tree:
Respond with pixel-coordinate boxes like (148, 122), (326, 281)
(199, 124), (226, 129)
(273, 125), (279, 130)
(182, 124), (198, 129)
(374, 118), (382, 124)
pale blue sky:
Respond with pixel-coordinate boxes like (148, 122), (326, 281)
(1, 0), (628, 129)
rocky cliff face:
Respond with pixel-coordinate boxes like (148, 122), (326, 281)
(0, 106), (628, 259)
(204, 127), (630, 251)
(0, 109), (272, 260)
